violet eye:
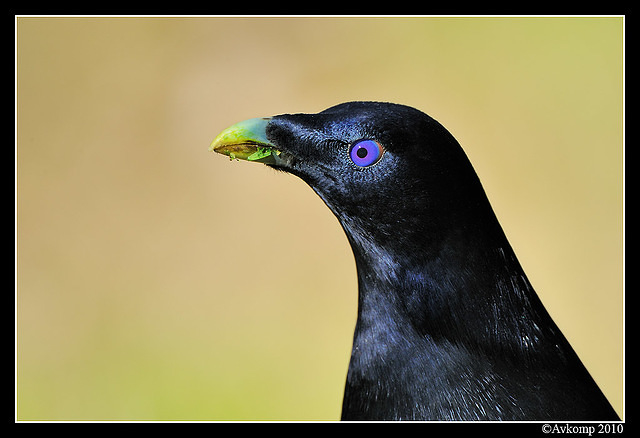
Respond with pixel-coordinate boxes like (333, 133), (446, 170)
(349, 139), (384, 168)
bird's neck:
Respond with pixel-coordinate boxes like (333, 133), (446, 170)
(344, 218), (559, 362)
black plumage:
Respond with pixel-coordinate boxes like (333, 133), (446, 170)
(211, 101), (619, 421)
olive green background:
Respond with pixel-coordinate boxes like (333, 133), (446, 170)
(16, 17), (623, 420)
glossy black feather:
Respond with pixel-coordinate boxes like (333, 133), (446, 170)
(261, 102), (618, 421)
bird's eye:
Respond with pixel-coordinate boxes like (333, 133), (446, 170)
(349, 139), (384, 168)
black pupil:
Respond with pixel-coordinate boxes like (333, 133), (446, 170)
(356, 147), (368, 158)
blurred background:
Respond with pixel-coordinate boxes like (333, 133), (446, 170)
(16, 16), (623, 421)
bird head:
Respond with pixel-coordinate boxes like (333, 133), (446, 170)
(210, 102), (494, 256)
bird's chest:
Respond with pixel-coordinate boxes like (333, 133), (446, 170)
(343, 328), (509, 421)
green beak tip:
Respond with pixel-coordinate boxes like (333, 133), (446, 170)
(209, 117), (280, 164)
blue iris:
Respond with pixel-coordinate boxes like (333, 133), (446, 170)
(349, 139), (384, 168)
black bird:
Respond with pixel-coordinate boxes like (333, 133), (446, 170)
(210, 101), (619, 421)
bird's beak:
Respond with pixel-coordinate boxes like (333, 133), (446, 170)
(209, 117), (282, 164)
